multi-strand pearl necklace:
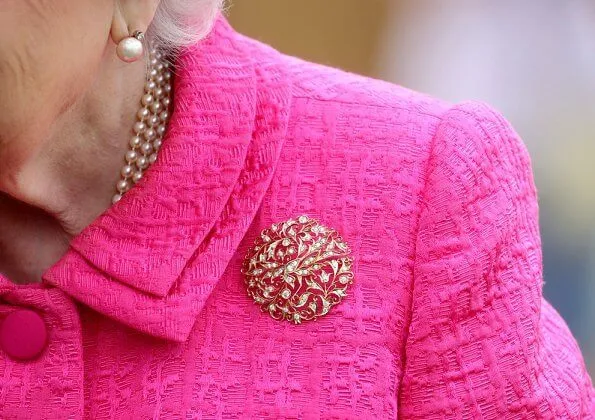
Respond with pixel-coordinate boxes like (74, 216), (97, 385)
(111, 47), (173, 204)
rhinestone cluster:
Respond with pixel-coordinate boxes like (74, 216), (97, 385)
(242, 215), (354, 324)
(111, 47), (173, 204)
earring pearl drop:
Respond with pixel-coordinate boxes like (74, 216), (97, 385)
(116, 31), (144, 63)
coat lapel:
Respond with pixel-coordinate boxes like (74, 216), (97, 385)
(42, 16), (293, 341)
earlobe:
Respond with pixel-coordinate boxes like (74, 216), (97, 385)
(110, 2), (131, 45)
(110, 0), (161, 44)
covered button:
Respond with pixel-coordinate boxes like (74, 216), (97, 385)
(0, 309), (48, 361)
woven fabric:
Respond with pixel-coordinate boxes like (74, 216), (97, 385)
(0, 15), (593, 419)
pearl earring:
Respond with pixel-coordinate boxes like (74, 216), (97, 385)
(116, 30), (145, 63)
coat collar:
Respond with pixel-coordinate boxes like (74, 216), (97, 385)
(39, 15), (293, 341)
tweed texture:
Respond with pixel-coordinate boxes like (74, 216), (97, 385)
(0, 15), (593, 419)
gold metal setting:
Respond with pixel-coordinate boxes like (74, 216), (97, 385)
(242, 215), (354, 324)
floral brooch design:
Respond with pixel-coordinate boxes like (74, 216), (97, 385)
(242, 215), (354, 324)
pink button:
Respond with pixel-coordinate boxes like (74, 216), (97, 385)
(0, 309), (48, 361)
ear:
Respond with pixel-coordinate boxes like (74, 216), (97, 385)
(110, 0), (161, 44)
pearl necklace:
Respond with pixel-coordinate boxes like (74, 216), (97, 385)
(111, 47), (173, 204)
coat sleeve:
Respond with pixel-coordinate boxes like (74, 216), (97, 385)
(398, 101), (595, 419)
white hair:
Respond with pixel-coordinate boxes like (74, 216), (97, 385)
(149, 0), (225, 52)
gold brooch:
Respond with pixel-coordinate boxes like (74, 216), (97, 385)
(242, 215), (354, 324)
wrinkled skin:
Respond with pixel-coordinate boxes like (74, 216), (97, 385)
(0, 0), (161, 283)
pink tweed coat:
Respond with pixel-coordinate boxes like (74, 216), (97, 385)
(1, 16), (593, 419)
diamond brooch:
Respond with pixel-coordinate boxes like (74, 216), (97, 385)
(242, 215), (354, 324)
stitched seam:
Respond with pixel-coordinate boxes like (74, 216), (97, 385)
(291, 94), (450, 117)
(396, 103), (453, 414)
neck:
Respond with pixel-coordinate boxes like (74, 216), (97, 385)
(0, 47), (148, 237)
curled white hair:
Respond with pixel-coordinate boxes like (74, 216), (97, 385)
(148, 0), (225, 52)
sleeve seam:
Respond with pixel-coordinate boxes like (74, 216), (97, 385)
(396, 102), (454, 408)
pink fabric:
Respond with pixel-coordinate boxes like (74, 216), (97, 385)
(1, 15), (593, 419)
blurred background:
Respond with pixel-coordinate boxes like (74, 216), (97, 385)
(228, 1), (595, 375)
